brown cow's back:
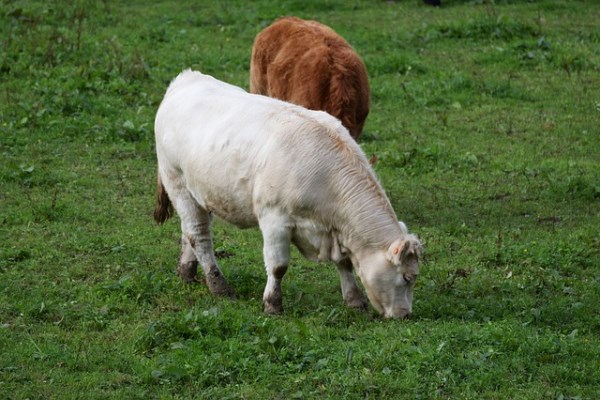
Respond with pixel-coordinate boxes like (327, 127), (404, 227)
(250, 16), (370, 140)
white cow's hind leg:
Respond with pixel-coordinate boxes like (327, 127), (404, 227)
(162, 172), (234, 297)
(178, 236), (198, 283)
(336, 259), (368, 310)
(181, 206), (235, 297)
(259, 212), (292, 314)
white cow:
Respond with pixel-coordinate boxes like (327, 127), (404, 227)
(154, 70), (422, 318)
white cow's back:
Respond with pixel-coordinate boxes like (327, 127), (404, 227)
(155, 70), (356, 228)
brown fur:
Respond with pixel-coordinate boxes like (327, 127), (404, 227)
(250, 16), (370, 140)
(154, 171), (173, 224)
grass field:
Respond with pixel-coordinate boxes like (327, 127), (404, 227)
(1, 0), (599, 398)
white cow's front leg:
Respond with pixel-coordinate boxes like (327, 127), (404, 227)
(336, 258), (368, 310)
(259, 212), (292, 314)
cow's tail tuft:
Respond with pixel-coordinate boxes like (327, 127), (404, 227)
(154, 171), (173, 224)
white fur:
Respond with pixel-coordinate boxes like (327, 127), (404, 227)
(155, 70), (422, 318)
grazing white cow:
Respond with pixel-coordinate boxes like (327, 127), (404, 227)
(154, 70), (422, 318)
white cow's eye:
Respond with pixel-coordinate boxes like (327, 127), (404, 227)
(403, 274), (412, 284)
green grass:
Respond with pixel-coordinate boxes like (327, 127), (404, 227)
(1, 0), (599, 398)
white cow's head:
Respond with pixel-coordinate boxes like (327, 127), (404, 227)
(354, 233), (422, 319)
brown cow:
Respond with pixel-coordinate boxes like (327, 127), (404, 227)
(250, 16), (370, 140)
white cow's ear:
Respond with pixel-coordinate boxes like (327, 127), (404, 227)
(386, 239), (404, 266)
(387, 236), (422, 266)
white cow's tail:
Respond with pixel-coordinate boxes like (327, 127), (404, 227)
(154, 170), (173, 224)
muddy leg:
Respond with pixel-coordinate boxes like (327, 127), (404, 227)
(178, 236), (199, 283)
(186, 212), (235, 298)
(260, 212), (291, 314)
(263, 265), (287, 314)
(163, 173), (234, 297)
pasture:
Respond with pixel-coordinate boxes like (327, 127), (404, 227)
(1, 0), (599, 398)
